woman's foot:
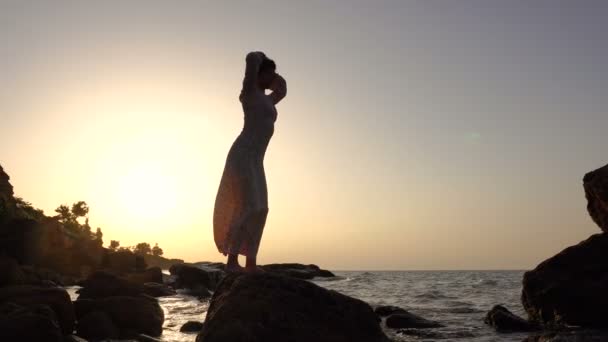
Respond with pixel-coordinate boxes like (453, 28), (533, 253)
(226, 254), (244, 273)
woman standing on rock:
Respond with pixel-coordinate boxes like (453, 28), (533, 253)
(213, 51), (287, 273)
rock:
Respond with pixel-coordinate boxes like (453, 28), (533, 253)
(125, 267), (163, 285)
(374, 305), (407, 317)
(0, 285), (75, 334)
(385, 311), (443, 329)
(169, 263), (225, 291)
(180, 321), (204, 332)
(101, 249), (147, 274)
(0, 256), (24, 286)
(260, 263), (335, 279)
(0, 302), (63, 342)
(484, 305), (538, 332)
(583, 163), (608, 232)
(76, 310), (120, 340)
(64, 335), (89, 342)
(524, 329), (608, 341)
(196, 272), (389, 342)
(77, 270), (143, 299)
(137, 334), (162, 342)
(522, 233), (608, 327)
(143, 282), (177, 297)
(74, 295), (164, 337)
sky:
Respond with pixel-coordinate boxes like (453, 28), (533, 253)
(1, 1), (607, 270)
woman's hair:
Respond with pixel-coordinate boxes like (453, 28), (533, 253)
(259, 57), (276, 74)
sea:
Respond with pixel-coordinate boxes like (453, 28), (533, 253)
(68, 270), (532, 341)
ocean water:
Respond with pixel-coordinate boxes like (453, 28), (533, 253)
(68, 270), (532, 341)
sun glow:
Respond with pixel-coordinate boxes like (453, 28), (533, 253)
(117, 164), (178, 222)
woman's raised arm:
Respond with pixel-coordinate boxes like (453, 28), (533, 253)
(241, 51), (265, 94)
(268, 74), (287, 105)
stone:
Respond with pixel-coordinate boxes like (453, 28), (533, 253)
(142, 282), (177, 297)
(583, 163), (608, 232)
(0, 302), (63, 342)
(522, 233), (608, 327)
(260, 263), (335, 279)
(484, 305), (538, 332)
(0, 285), (75, 334)
(196, 273), (389, 342)
(180, 320), (204, 332)
(385, 311), (443, 329)
(125, 267), (163, 285)
(77, 270), (143, 299)
(76, 310), (120, 340)
(74, 295), (164, 337)
(169, 263), (225, 291)
(374, 305), (407, 317)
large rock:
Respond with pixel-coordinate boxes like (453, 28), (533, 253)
(74, 295), (164, 337)
(169, 263), (225, 291)
(77, 270), (143, 299)
(196, 272), (389, 342)
(0, 285), (75, 334)
(583, 163), (608, 232)
(522, 233), (608, 327)
(524, 330), (608, 341)
(76, 310), (120, 340)
(484, 305), (538, 332)
(260, 263), (335, 279)
(385, 311), (443, 329)
(124, 267), (163, 285)
(0, 302), (63, 342)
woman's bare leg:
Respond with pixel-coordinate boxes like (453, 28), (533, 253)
(245, 256), (265, 273)
(226, 254), (244, 272)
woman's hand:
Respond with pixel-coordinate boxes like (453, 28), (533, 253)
(269, 74), (287, 105)
(246, 51), (266, 63)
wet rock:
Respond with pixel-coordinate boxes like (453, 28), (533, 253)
(125, 267), (163, 285)
(0, 302), (63, 342)
(74, 295), (164, 337)
(260, 263), (335, 279)
(524, 329), (608, 341)
(76, 310), (120, 340)
(196, 272), (389, 342)
(583, 163), (608, 232)
(180, 320), (204, 332)
(484, 305), (538, 332)
(374, 305), (407, 317)
(0, 285), (75, 334)
(143, 282), (176, 297)
(169, 263), (225, 291)
(77, 271), (143, 299)
(385, 311), (443, 329)
(0, 256), (24, 286)
(522, 233), (608, 327)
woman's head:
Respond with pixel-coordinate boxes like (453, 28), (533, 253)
(258, 57), (277, 89)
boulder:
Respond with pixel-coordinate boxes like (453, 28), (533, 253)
(583, 163), (608, 232)
(260, 263), (335, 279)
(0, 302), (63, 342)
(374, 305), (407, 317)
(522, 233), (608, 327)
(124, 267), (163, 285)
(484, 305), (538, 332)
(524, 329), (608, 341)
(76, 310), (120, 340)
(77, 270), (143, 299)
(74, 295), (164, 337)
(196, 272), (389, 342)
(169, 263), (225, 291)
(143, 282), (177, 297)
(180, 320), (204, 332)
(0, 285), (75, 334)
(385, 311), (443, 329)
(0, 256), (24, 286)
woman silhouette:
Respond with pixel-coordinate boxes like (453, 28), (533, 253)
(213, 51), (287, 273)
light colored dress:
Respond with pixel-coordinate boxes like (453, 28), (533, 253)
(213, 71), (278, 258)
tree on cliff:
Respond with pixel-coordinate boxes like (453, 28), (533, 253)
(152, 243), (164, 257)
(109, 240), (120, 251)
(134, 242), (152, 255)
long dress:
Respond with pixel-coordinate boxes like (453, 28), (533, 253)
(212, 88), (277, 258)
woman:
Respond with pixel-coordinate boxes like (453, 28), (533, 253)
(213, 51), (287, 273)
